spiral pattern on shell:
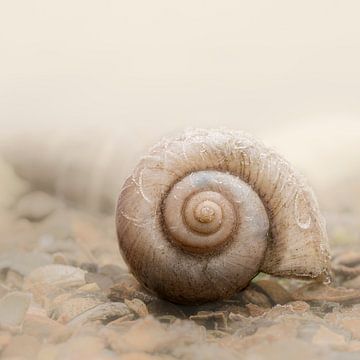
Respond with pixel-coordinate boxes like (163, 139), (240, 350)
(116, 129), (330, 304)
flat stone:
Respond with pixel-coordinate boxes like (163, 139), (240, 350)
(189, 311), (227, 331)
(343, 275), (360, 289)
(2, 334), (41, 359)
(312, 325), (348, 347)
(0, 291), (31, 330)
(240, 284), (272, 308)
(16, 191), (58, 222)
(103, 316), (205, 354)
(68, 302), (130, 327)
(292, 283), (360, 304)
(125, 298), (149, 318)
(109, 276), (155, 304)
(254, 280), (293, 305)
(0, 331), (11, 352)
(0, 251), (53, 276)
(146, 299), (186, 319)
(37, 335), (106, 360)
(51, 294), (104, 323)
(24, 264), (86, 303)
(332, 251), (360, 278)
(22, 314), (71, 343)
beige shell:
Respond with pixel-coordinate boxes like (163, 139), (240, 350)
(116, 128), (331, 304)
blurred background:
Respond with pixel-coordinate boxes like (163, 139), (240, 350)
(1, 0), (360, 218)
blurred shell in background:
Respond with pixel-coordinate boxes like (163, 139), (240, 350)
(1, 117), (359, 216)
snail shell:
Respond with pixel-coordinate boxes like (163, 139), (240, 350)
(116, 129), (331, 304)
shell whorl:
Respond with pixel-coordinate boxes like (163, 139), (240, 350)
(116, 128), (331, 304)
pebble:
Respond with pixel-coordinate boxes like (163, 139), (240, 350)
(16, 191), (58, 222)
(0, 251), (53, 276)
(24, 264), (86, 303)
(22, 314), (71, 343)
(0, 331), (11, 352)
(189, 311), (228, 331)
(109, 276), (155, 304)
(311, 325), (348, 347)
(125, 298), (149, 318)
(52, 294), (104, 323)
(240, 284), (273, 308)
(68, 302), (131, 327)
(103, 316), (205, 354)
(5, 269), (24, 289)
(292, 283), (360, 304)
(146, 299), (186, 319)
(2, 334), (41, 359)
(343, 275), (360, 289)
(254, 279), (294, 305)
(37, 335), (107, 360)
(0, 291), (31, 330)
(332, 251), (360, 278)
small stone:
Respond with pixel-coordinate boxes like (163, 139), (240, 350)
(119, 353), (173, 360)
(68, 302), (131, 326)
(0, 291), (31, 330)
(38, 335), (106, 360)
(311, 325), (348, 347)
(343, 275), (360, 289)
(147, 299), (186, 319)
(287, 301), (310, 313)
(103, 316), (204, 354)
(5, 269), (23, 289)
(254, 280), (293, 305)
(0, 284), (10, 298)
(16, 191), (57, 222)
(106, 314), (135, 327)
(292, 283), (360, 304)
(125, 298), (149, 318)
(53, 252), (68, 265)
(0, 331), (11, 352)
(24, 264), (86, 303)
(2, 334), (41, 359)
(22, 314), (71, 343)
(109, 276), (155, 304)
(99, 264), (127, 282)
(339, 318), (360, 340)
(53, 295), (104, 323)
(80, 262), (98, 273)
(190, 311), (228, 331)
(86, 272), (114, 290)
(0, 251), (53, 276)
(241, 284), (272, 308)
(332, 251), (360, 278)
(245, 303), (268, 317)
(77, 282), (101, 293)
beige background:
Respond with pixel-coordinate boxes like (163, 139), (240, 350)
(1, 0), (360, 211)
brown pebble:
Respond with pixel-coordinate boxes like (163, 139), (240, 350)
(240, 284), (272, 308)
(125, 298), (149, 318)
(254, 280), (293, 305)
(109, 276), (155, 304)
(189, 311), (228, 331)
(292, 283), (360, 304)
(2, 334), (41, 359)
(147, 299), (186, 319)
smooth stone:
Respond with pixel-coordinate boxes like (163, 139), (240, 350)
(24, 264), (86, 302)
(0, 291), (31, 329)
(68, 302), (131, 327)
(0, 251), (53, 276)
(254, 280), (293, 305)
(16, 191), (58, 222)
(2, 334), (41, 358)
